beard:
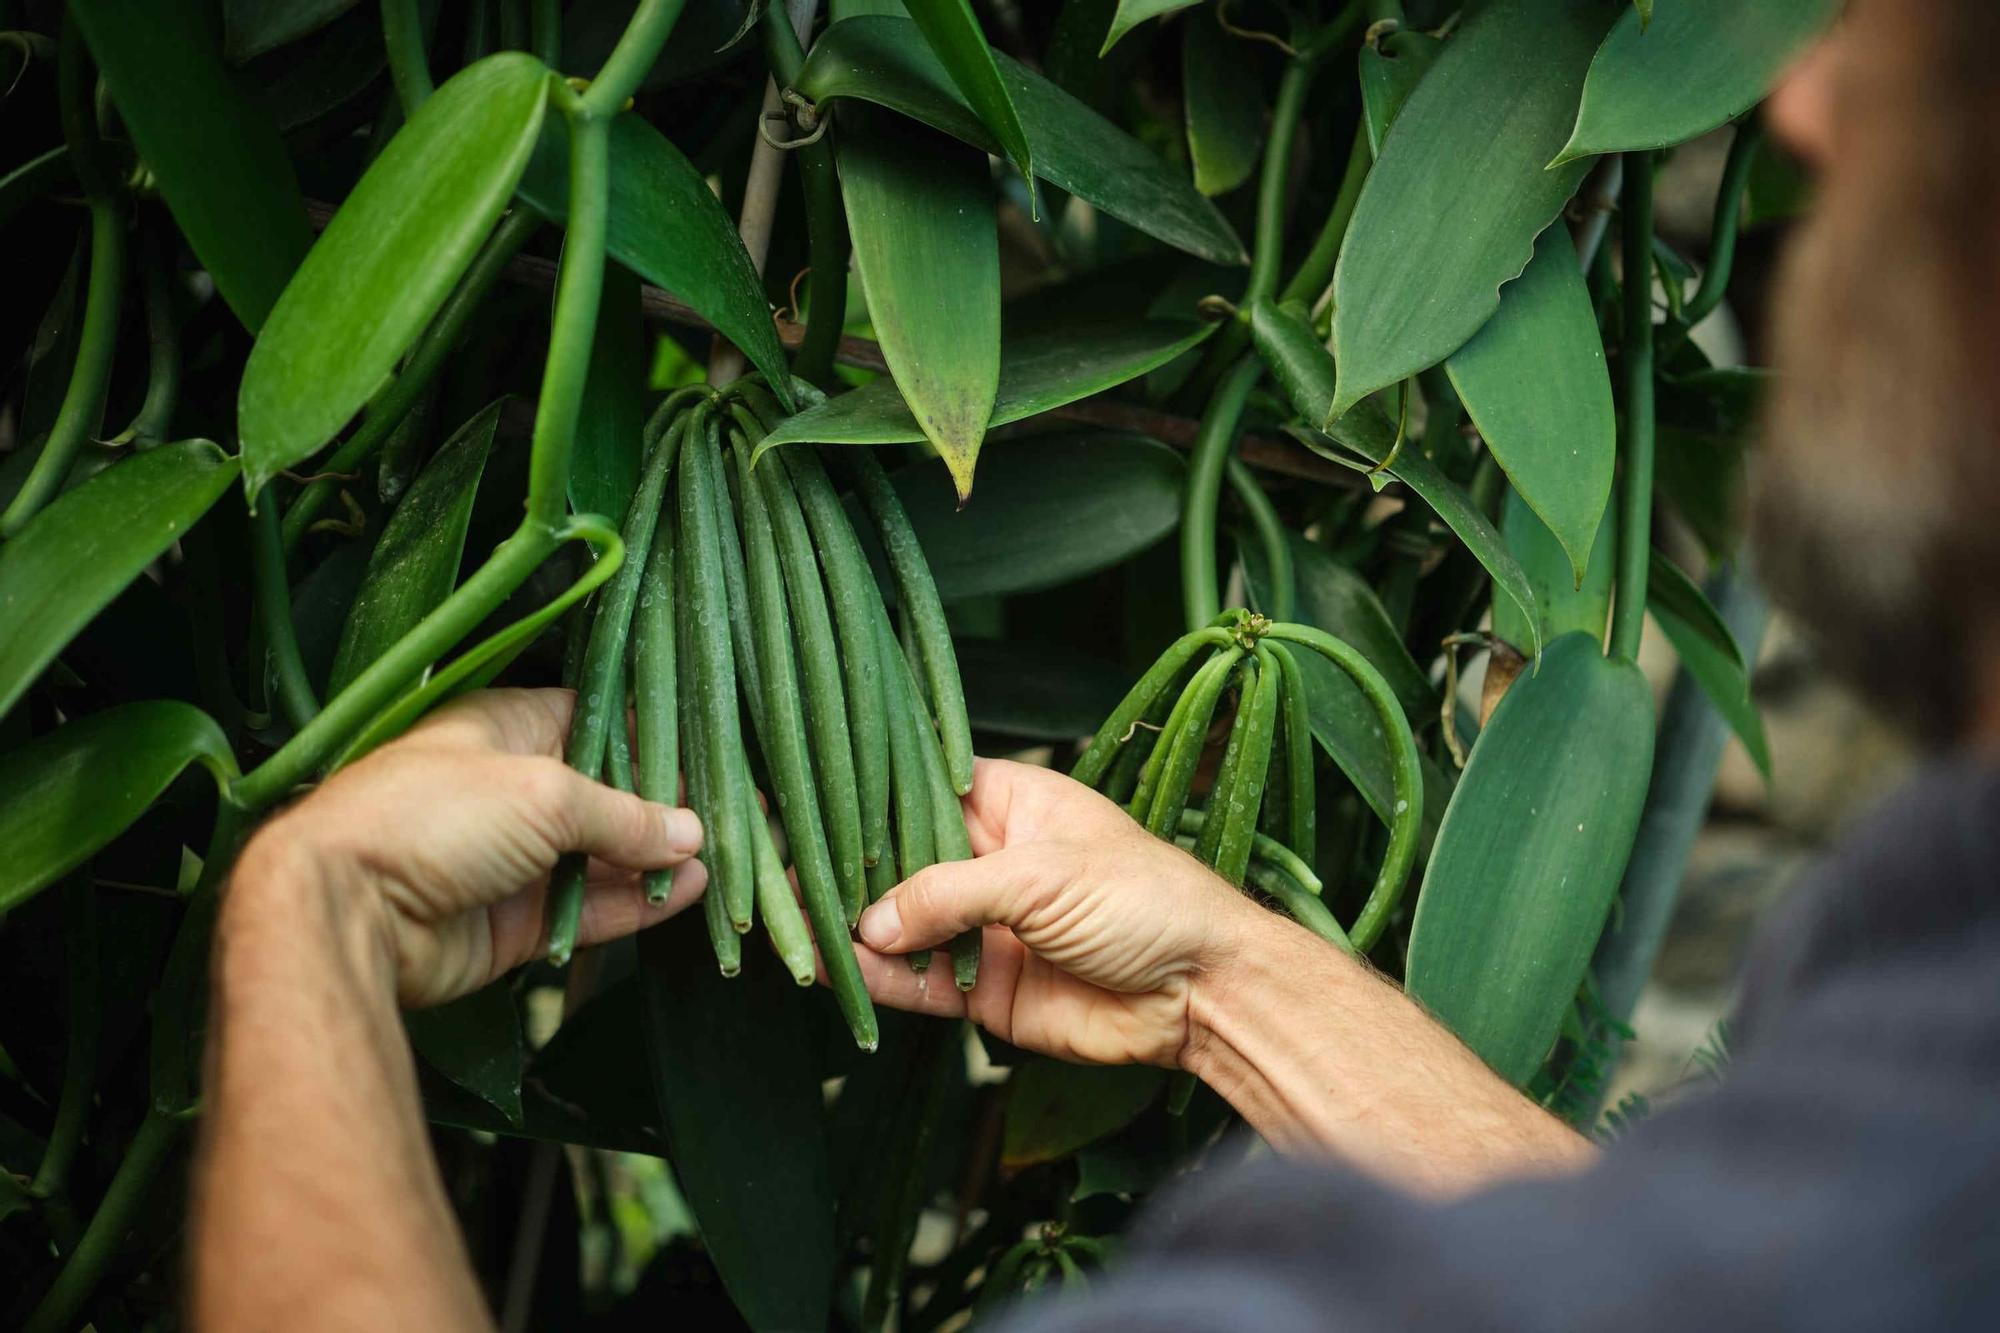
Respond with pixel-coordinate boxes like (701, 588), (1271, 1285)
(1752, 5), (2000, 747)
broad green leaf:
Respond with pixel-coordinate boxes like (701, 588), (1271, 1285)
(906, 0), (1035, 196)
(0, 440), (238, 721)
(223, 0), (358, 61)
(1100, 0), (1198, 53)
(1445, 225), (1615, 582)
(1406, 632), (1654, 1085)
(405, 979), (524, 1125)
(239, 53), (552, 495)
(568, 264), (647, 520)
(838, 114), (1000, 498)
(517, 113), (793, 410)
(1556, 0), (1841, 164)
(1656, 365), (1767, 559)
(1247, 298), (1541, 654)
(798, 16), (1246, 265)
(1003, 1057), (1165, 1167)
(1330, 0), (1619, 416)
(71, 0), (313, 331)
(956, 638), (1135, 740)
(0, 703), (236, 915)
(1492, 486), (1615, 653)
(327, 401), (502, 695)
(885, 431), (1185, 601)
(1240, 530), (1436, 718)
(1183, 5), (1264, 197)
(640, 917), (836, 1332)
(1745, 133), (1813, 227)
(1648, 553), (1771, 778)
(756, 319), (1215, 455)
(1358, 27), (1441, 157)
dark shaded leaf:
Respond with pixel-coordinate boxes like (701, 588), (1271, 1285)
(1240, 529), (1435, 718)
(905, 0), (1035, 190)
(1648, 552), (1770, 778)
(956, 637), (1134, 740)
(1358, 26), (1441, 156)
(1183, 5), (1264, 196)
(1492, 486), (1615, 652)
(1002, 1057), (1164, 1167)
(568, 263), (647, 520)
(1406, 632), (1654, 1085)
(224, 0), (359, 61)
(71, 0), (314, 330)
(405, 978), (524, 1125)
(1100, 0), (1198, 53)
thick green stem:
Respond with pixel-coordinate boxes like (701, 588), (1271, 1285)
(381, 0), (433, 115)
(1244, 58), (1316, 309)
(1180, 357), (1263, 629)
(282, 209), (540, 552)
(115, 223), (180, 449)
(0, 22), (123, 539)
(29, 878), (99, 1204)
(531, 0), (561, 63)
(524, 109), (611, 526)
(581, 0), (687, 117)
(231, 524), (563, 809)
(21, 1108), (182, 1333)
(1610, 154), (1656, 665)
(1226, 456), (1294, 622)
(760, 0), (845, 388)
(250, 498), (321, 733)
(1674, 117), (1763, 336)
(1278, 122), (1369, 309)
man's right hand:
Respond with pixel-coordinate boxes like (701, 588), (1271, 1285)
(853, 759), (1273, 1068)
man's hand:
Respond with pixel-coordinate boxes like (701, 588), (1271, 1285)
(235, 687), (707, 1006)
(852, 759), (1269, 1067)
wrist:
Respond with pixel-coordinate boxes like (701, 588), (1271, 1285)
(1178, 893), (1316, 1076)
(224, 822), (400, 1002)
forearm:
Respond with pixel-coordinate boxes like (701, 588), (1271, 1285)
(193, 838), (492, 1331)
(1186, 907), (1595, 1195)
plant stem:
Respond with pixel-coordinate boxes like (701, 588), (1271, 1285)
(0, 20), (123, 539)
(761, 0), (845, 389)
(283, 209), (540, 552)
(1278, 121), (1369, 309)
(581, 0), (688, 117)
(1609, 152), (1655, 665)
(250, 498), (322, 733)
(21, 1108), (182, 1333)
(524, 103), (612, 527)
(114, 219), (180, 449)
(1244, 57), (1317, 309)
(531, 0), (561, 63)
(231, 524), (562, 809)
(1181, 356), (1263, 630)
(29, 877), (99, 1206)
(380, 0), (433, 115)
(1672, 116), (1763, 337)
(1226, 455), (1294, 621)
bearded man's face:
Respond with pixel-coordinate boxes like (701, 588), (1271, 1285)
(1756, 0), (2000, 745)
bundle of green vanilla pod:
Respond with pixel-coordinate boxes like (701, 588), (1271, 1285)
(541, 379), (980, 1052)
(1072, 609), (1426, 957)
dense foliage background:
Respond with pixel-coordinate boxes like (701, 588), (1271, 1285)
(0, 0), (1833, 1327)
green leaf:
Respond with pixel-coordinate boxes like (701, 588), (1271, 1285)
(1275, 643), (1452, 841)
(883, 431), (1186, 601)
(1329, 0), (1619, 416)
(756, 319), (1215, 455)
(1406, 632), (1654, 1085)
(905, 0), (1035, 196)
(405, 979), (524, 1125)
(327, 401), (502, 695)
(238, 52), (552, 495)
(1648, 553), (1771, 778)
(1745, 133), (1813, 226)
(1240, 530), (1435, 719)
(640, 917), (836, 1332)
(1358, 27), (1442, 157)
(1002, 1057), (1165, 1167)
(1247, 298), (1541, 654)
(0, 440), (239, 721)
(1633, 0), (1653, 28)
(838, 114), (1000, 499)
(1492, 486), (1615, 653)
(1183, 5), (1264, 197)
(1445, 225), (1615, 583)
(1656, 365), (1766, 559)
(1100, 0), (1198, 54)
(1556, 0), (1842, 163)
(957, 638), (1139, 740)
(0, 703), (236, 916)
(516, 113), (793, 410)
(223, 0), (359, 61)
(568, 264), (647, 520)
(71, 0), (313, 331)
(798, 16), (1246, 265)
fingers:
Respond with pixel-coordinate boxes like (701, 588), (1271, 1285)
(856, 846), (1064, 954)
(525, 758), (704, 869)
(573, 858), (709, 948)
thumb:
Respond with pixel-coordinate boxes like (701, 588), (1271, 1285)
(857, 847), (1063, 954)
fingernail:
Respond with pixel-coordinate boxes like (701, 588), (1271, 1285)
(662, 807), (704, 854)
(858, 899), (901, 950)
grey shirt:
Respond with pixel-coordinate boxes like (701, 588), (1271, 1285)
(1016, 760), (2000, 1331)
